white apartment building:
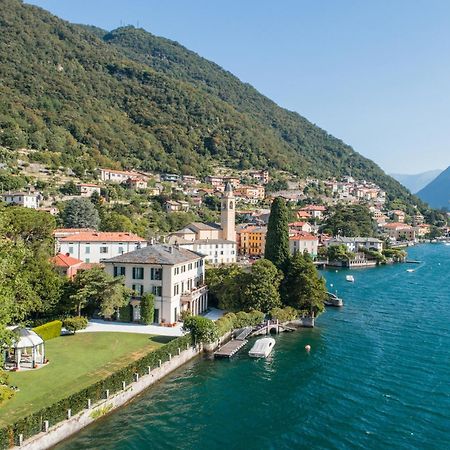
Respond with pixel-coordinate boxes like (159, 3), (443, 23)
(99, 168), (137, 183)
(57, 231), (147, 263)
(1, 192), (40, 209)
(175, 239), (237, 265)
(103, 244), (208, 323)
(325, 236), (384, 253)
(289, 232), (319, 257)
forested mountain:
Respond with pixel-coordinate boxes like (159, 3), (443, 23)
(0, 0), (422, 205)
(417, 167), (450, 210)
(391, 169), (442, 194)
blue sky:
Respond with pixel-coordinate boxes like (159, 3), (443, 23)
(26, 0), (450, 174)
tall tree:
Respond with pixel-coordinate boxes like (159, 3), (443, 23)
(69, 267), (131, 317)
(265, 197), (290, 270)
(60, 197), (100, 229)
(241, 259), (282, 313)
(281, 252), (326, 316)
(140, 293), (155, 324)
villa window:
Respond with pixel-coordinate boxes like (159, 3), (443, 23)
(132, 267), (144, 279)
(152, 286), (162, 297)
(118, 246), (124, 254)
(85, 246), (90, 254)
(150, 268), (162, 280)
(100, 246), (108, 254)
(174, 284), (180, 296)
(132, 284), (144, 297)
(114, 266), (126, 277)
(68, 246), (74, 254)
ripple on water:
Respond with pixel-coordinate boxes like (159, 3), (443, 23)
(58, 245), (450, 450)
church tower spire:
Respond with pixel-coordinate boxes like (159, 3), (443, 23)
(221, 182), (236, 241)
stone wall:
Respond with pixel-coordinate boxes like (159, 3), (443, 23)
(16, 345), (202, 450)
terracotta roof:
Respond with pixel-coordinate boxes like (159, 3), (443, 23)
(60, 232), (146, 242)
(301, 205), (327, 211)
(289, 232), (318, 241)
(50, 253), (83, 267)
(53, 228), (96, 235)
(289, 221), (308, 227)
(101, 168), (136, 176)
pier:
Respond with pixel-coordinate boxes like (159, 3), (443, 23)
(213, 339), (248, 358)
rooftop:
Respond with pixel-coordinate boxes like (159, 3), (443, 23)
(50, 253), (83, 267)
(289, 232), (318, 241)
(103, 244), (203, 265)
(60, 231), (146, 242)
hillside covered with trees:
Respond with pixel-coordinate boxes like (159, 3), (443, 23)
(0, 0), (423, 205)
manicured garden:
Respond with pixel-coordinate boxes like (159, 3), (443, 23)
(0, 332), (172, 427)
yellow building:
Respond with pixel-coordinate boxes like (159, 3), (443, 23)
(237, 226), (267, 256)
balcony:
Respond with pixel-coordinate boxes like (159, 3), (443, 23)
(180, 284), (208, 304)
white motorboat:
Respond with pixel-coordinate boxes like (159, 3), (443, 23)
(406, 269), (415, 273)
(249, 337), (275, 358)
(346, 275), (355, 282)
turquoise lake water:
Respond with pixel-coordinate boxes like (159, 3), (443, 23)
(59, 244), (450, 450)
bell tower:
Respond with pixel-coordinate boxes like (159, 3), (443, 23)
(221, 182), (236, 241)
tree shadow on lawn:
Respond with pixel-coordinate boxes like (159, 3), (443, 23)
(149, 335), (175, 344)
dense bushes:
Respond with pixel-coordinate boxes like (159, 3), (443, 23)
(182, 316), (218, 344)
(32, 320), (62, 341)
(63, 317), (88, 334)
(215, 310), (264, 336)
(0, 334), (191, 449)
(269, 307), (299, 322)
(140, 293), (154, 325)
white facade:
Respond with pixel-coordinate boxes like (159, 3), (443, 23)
(325, 237), (384, 253)
(289, 236), (319, 256)
(99, 168), (136, 183)
(1, 192), (39, 209)
(103, 245), (208, 324)
(57, 232), (147, 263)
(77, 184), (101, 197)
(178, 240), (237, 265)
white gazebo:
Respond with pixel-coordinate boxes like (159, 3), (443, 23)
(4, 327), (45, 370)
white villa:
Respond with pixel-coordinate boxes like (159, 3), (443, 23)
(103, 244), (208, 324)
(57, 231), (147, 263)
(1, 191), (40, 209)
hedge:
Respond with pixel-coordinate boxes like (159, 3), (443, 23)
(215, 310), (264, 336)
(0, 334), (192, 449)
(32, 320), (62, 341)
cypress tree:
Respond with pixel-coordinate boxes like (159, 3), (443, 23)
(264, 197), (290, 270)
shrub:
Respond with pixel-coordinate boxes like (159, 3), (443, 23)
(63, 317), (88, 334)
(0, 386), (14, 406)
(0, 334), (192, 448)
(140, 293), (154, 325)
(183, 316), (218, 344)
(118, 305), (132, 322)
(269, 306), (299, 323)
(32, 320), (62, 341)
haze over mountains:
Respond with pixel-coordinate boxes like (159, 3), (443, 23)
(0, 0), (427, 207)
(416, 166), (450, 210)
(391, 169), (442, 194)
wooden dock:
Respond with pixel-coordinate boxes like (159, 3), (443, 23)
(214, 339), (248, 358)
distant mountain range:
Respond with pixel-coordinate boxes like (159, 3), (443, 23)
(416, 166), (450, 210)
(390, 169), (442, 194)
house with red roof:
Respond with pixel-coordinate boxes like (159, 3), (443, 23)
(56, 231), (147, 263)
(289, 231), (319, 256)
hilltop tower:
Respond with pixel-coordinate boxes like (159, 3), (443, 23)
(221, 182), (236, 241)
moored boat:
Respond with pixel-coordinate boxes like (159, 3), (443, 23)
(249, 337), (275, 358)
(346, 275), (355, 282)
(325, 292), (344, 307)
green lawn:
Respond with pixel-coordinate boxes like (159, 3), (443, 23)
(0, 332), (173, 426)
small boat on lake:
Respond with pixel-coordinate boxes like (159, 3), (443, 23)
(406, 269), (415, 273)
(249, 338), (275, 358)
(325, 292), (344, 307)
(346, 275), (355, 282)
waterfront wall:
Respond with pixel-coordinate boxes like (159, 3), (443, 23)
(14, 345), (202, 450)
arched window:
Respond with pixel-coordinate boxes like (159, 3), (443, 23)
(229, 201), (234, 209)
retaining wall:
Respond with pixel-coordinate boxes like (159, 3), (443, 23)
(15, 345), (202, 450)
